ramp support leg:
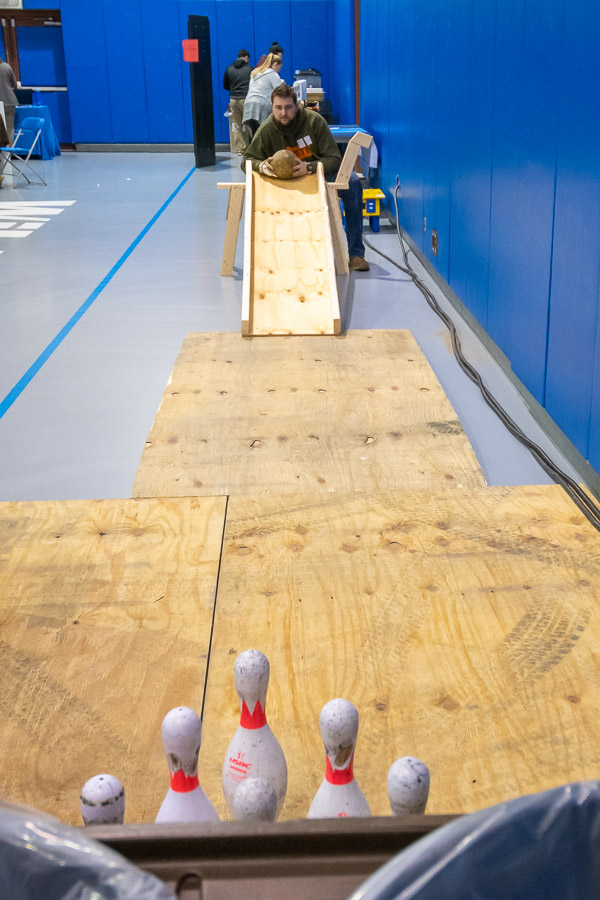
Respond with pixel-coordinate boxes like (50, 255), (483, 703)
(218, 182), (246, 276)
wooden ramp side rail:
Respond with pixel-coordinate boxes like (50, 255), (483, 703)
(326, 131), (374, 276)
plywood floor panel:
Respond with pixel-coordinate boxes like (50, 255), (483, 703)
(132, 330), (485, 498)
(198, 485), (600, 820)
(0, 497), (227, 826)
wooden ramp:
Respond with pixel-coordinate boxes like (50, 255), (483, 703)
(198, 485), (600, 820)
(0, 497), (226, 826)
(242, 165), (340, 335)
(132, 330), (486, 498)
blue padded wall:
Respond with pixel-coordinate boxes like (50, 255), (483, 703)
(103, 0), (149, 143)
(61, 0), (113, 142)
(361, 0), (600, 473)
(546, 0), (600, 462)
(331, 0), (354, 124)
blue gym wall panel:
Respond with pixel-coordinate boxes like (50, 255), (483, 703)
(546, 0), (600, 459)
(252, 1), (292, 86)
(215, 1), (255, 142)
(290, 0), (331, 107)
(448, 0), (495, 329)
(489, 0), (564, 405)
(141, 0), (186, 142)
(375, 0), (390, 174)
(332, 0), (354, 124)
(103, 0), (149, 143)
(487, 0), (526, 359)
(61, 0), (113, 142)
(433, 0), (452, 282)
(16, 26), (67, 86)
(589, 317), (600, 471)
(420, 0), (439, 269)
(393, 0), (424, 247)
(360, 0), (388, 189)
(383, 0), (422, 239)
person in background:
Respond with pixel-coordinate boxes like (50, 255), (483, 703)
(223, 49), (252, 155)
(256, 42), (283, 69)
(242, 53), (283, 141)
(242, 83), (370, 271)
(0, 56), (18, 144)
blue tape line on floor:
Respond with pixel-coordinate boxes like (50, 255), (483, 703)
(0, 166), (196, 420)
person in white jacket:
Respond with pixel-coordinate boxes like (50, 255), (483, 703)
(242, 54), (283, 140)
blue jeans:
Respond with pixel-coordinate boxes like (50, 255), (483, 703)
(329, 171), (365, 258)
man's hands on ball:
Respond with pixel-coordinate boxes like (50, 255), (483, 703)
(292, 159), (308, 177)
(259, 157), (309, 178)
(260, 158), (276, 177)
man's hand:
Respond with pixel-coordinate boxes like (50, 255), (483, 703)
(259, 157), (276, 177)
(292, 159), (309, 177)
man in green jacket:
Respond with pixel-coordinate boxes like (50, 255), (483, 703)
(242, 83), (369, 272)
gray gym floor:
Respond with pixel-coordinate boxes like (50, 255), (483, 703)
(0, 151), (581, 501)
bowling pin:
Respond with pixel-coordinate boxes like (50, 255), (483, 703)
(387, 756), (430, 815)
(80, 774), (125, 825)
(307, 698), (371, 819)
(155, 706), (219, 823)
(222, 650), (287, 818)
(232, 776), (278, 822)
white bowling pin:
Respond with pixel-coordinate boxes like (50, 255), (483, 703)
(387, 756), (430, 815)
(307, 698), (371, 819)
(155, 706), (219, 824)
(222, 650), (287, 818)
(232, 776), (278, 822)
(80, 774), (125, 825)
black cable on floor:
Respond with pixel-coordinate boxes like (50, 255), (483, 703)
(363, 183), (600, 533)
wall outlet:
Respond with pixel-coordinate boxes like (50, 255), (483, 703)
(431, 229), (438, 256)
(423, 216), (427, 234)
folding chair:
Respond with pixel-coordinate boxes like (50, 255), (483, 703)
(0, 117), (47, 188)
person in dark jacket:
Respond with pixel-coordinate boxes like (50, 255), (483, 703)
(242, 83), (369, 271)
(223, 49), (252, 154)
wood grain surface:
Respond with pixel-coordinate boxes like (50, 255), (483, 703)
(132, 330), (485, 499)
(246, 169), (339, 335)
(0, 497), (227, 826)
(198, 485), (600, 820)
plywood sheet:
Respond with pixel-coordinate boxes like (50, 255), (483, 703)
(198, 485), (600, 820)
(246, 168), (339, 335)
(132, 330), (485, 498)
(0, 497), (227, 826)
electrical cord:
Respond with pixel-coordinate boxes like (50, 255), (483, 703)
(362, 183), (600, 533)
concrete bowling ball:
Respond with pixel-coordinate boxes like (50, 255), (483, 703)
(271, 149), (298, 179)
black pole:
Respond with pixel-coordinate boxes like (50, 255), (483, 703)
(188, 15), (215, 168)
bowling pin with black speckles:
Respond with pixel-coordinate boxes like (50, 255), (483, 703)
(155, 706), (219, 823)
(222, 650), (287, 818)
(307, 698), (371, 819)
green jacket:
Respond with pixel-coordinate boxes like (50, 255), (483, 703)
(241, 105), (342, 176)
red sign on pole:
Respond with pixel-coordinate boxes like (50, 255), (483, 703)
(182, 39), (199, 63)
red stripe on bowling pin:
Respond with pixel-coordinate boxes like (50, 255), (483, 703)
(170, 770), (200, 793)
(240, 699), (267, 729)
(325, 754), (354, 785)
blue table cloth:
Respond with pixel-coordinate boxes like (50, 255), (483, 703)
(14, 105), (61, 160)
